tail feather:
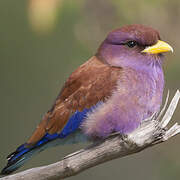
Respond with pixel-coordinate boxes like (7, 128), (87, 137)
(1, 134), (59, 175)
(1, 130), (88, 175)
(1, 144), (39, 175)
(1, 109), (92, 175)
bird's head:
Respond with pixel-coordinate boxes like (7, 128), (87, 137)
(96, 24), (173, 69)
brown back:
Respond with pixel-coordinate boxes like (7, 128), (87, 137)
(27, 56), (122, 145)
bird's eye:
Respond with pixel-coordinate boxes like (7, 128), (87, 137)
(126, 41), (137, 48)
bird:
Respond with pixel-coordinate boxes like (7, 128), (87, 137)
(1, 24), (173, 175)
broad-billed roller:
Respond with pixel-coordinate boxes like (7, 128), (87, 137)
(1, 24), (173, 175)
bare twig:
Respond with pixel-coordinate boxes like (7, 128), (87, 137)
(1, 90), (180, 180)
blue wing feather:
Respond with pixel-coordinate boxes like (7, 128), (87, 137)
(1, 106), (96, 175)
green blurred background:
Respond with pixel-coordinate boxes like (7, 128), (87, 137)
(0, 0), (180, 179)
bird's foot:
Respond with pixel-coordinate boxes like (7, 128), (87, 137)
(107, 132), (127, 140)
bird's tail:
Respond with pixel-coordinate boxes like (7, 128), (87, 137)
(1, 144), (42, 175)
(0, 133), (60, 175)
(1, 130), (87, 175)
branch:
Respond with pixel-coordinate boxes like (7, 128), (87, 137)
(1, 90), (180, 180)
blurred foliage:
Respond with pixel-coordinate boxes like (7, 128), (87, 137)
(0, 0), (179, 180)
(28, 0), (61, 33)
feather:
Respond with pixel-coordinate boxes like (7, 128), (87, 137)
(27, 56), (121, 145)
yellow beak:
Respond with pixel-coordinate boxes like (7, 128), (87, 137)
(141, 40), (173, 54)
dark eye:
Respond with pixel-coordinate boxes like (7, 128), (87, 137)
(126, 41), (137, 48)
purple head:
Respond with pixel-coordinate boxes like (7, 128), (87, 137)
(96, 24), (173, 70)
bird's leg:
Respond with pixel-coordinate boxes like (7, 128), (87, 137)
(107, 132), (127, 140)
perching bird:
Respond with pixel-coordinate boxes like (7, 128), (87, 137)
(1, 24), (173, 175)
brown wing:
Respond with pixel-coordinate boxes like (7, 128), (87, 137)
(27, 56), (122, 145)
